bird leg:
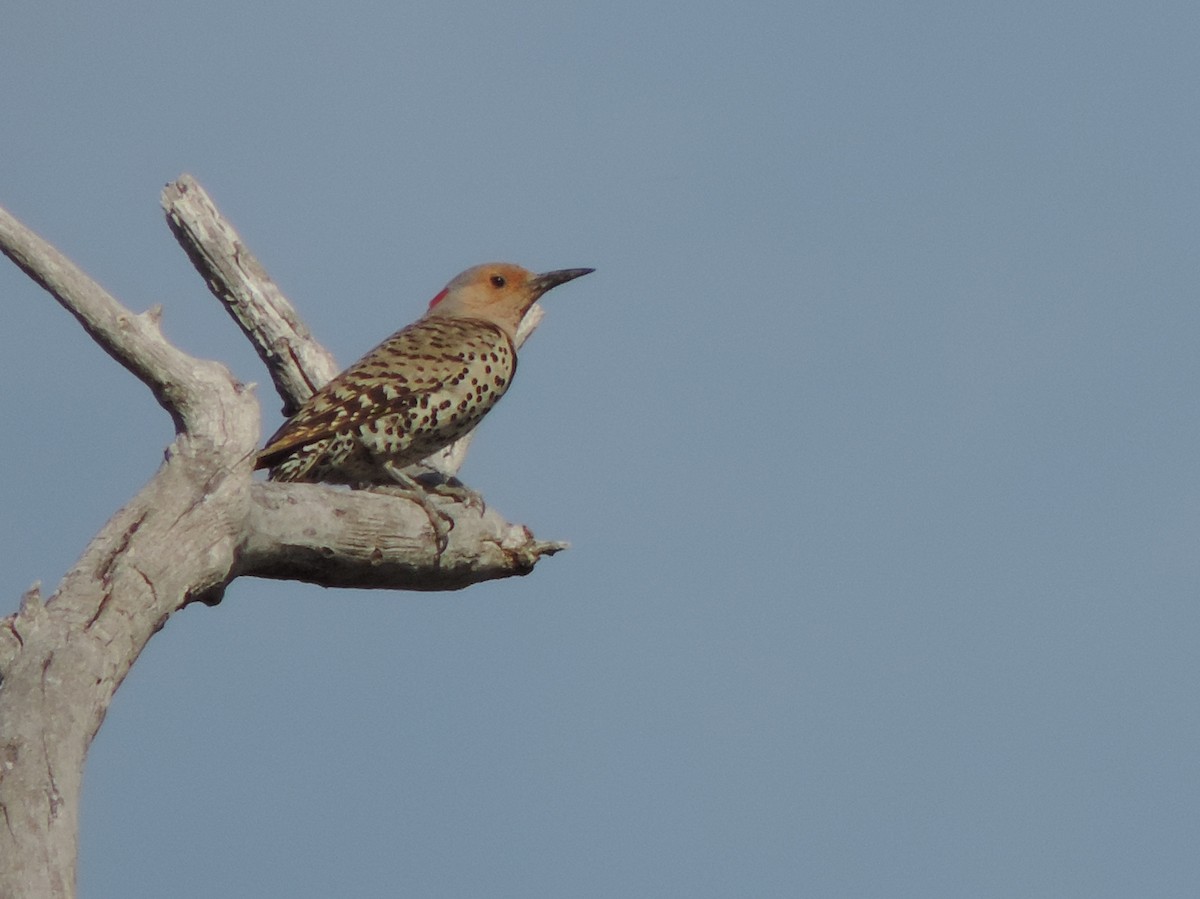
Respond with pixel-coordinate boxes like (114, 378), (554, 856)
(408, 466), (487, 513)
(380, 461), (455, 555)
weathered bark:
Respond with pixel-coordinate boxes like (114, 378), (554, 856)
(0, 177), (565, 897)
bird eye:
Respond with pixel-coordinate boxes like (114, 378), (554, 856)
(490, 274), (506, 288)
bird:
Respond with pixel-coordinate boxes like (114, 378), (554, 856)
(255, 263), (594, 493)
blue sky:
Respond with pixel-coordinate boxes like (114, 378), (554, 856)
(3, 1), (1200, 895)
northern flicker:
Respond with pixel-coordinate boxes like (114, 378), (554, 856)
(255, 263), (593, 490)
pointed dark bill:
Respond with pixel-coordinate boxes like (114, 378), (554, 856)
(531, 267), (595, 297)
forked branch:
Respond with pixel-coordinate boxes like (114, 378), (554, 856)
(0, 178), (566, 899)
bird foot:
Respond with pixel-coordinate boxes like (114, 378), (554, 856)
(429, 476), (487, 513)
(407, 468), (487, 512)
(380, 463), (455, 555)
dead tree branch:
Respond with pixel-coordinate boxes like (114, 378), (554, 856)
(162, 175), (338, 415)
(0, 177), (566, 898)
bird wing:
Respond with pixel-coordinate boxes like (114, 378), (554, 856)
(255, 376), (433, 470)
(255, 318), (509, 469)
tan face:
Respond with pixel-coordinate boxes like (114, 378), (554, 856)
(424, 263), (594, 339)
(427, 264), (539, 318)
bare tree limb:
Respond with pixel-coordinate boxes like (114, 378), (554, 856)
(0, 203), (238, 433)
(0, 178), (568, 898)
(161, 174), (338, 416)
(239, 482), (567, 590)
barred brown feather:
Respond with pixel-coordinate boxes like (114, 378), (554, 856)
(257, 317), (515, 483)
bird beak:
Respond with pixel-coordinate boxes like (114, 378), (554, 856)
(531, 267), (595, 297)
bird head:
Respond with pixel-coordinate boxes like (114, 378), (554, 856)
(423, 263), (594, 340)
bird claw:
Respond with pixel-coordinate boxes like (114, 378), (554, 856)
(429, 476), (487, 513)
(407, 467), (487, 512)
(379, 463), (456, 556)
(423, 497), (455, 556)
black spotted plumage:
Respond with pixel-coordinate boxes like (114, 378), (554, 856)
(256, 316), (516, 484)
